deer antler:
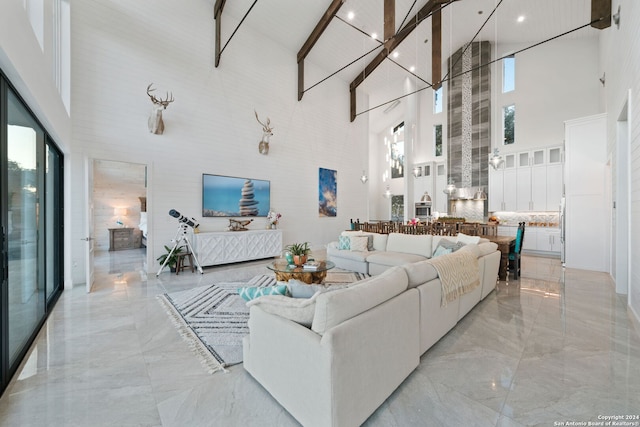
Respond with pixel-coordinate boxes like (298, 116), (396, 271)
(147, 83), (174, 108)
(254, 110), (274, 134)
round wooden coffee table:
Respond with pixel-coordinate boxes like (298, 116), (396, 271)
(266, 260), (335, 284)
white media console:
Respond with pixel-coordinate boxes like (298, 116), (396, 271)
(192, 229), (283, 267)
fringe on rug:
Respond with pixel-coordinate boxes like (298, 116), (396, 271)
(156, 295), (229, 375)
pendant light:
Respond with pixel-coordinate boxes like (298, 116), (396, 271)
(489, 148), (504, 170)
(360, 170), (368, 184)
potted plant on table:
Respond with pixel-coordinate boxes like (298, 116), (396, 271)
(156, 245), (185, 272)
(285, 242), (311, 266)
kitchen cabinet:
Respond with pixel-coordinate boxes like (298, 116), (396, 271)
(535, 228), (561, 252)
(489, 160), (517, 212)
(434, 162), (448, 213)
(501, 146), (563, 212)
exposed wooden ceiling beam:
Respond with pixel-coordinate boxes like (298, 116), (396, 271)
(591, 0), (611, 29)
(213, 0), (226, 68)
(349, 0), (448, 121)
(297, 0), (345, 101)
(432, 6), (442, 90)
(384, 0), (395, 46)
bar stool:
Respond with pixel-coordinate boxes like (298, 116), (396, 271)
(175, 252), (194, 274)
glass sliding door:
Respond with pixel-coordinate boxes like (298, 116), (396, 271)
(1, 74), (64, 396)
(6, 89), (44, 367)
(45, 142), (63, 303)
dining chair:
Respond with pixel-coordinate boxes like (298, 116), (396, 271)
(508, 222), (526, 279)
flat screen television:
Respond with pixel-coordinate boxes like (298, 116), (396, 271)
(202, 174), (270, 217)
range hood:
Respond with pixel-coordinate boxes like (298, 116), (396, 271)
(448, 187), (479, 200)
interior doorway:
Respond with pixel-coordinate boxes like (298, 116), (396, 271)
(90, 159), (148, 281)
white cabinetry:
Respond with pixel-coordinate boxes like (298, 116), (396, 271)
(193, 229), (282, 267)
(434, 162), (447, 213)
(536, 229), (561, 252)
(494, 146), (562, 212)
(413, 162), (434, 203)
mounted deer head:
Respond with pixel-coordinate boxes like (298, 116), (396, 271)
(255, 110), (274, 155)
(254, 110), (274, 135)
(147, 83), (174, 134)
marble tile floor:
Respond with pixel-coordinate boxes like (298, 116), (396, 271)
(0, 249), (639, 427)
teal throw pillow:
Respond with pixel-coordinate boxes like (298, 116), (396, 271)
(433, 245), (453, 258)
(338, 235), (351, 250)
(238, 285), (288, 301)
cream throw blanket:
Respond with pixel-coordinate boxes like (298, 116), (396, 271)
(428, 249), (480, 307)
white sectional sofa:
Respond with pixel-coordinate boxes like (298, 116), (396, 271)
(243, 232), (501, 427)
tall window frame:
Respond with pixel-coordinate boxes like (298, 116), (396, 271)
(502, 55), (515, 93)
(503, 104), (515, 145)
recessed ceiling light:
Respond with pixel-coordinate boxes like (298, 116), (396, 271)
(517, 15), (525, 23)
(371, 32), (378, 40)
(410, 66), (415, 72)
(347, 11), (355, 20)
(392, 51), (399, 59)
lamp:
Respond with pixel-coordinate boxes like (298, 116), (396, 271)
(489, 148), (504, 170)
(420, 192), (432, 202)
(412, 166), (421, 178)
(114, 207), (128, 227)
(360, 170), (368, 184)
(474, 188), (487, 200)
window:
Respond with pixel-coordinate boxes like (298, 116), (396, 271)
(503, 104), (515, 145)
(53, 0), (71, 113)
(434, 124), (443, 156)
(433, 86), (443, 114)
(391, 122), (404, 178)
(502, 55), (515, 93)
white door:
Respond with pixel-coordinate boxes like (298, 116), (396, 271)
(84, 157), (95, 292)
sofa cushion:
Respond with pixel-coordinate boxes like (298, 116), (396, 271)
(328, 247), (372, 262)
(350, 236), (369, 252)
(247, 292), (321, 327)
(238, 285), (288, 301)
(338, 235), (350, 250)
(456, 232), (481, 245)
(478, 241), (498, 257)
(372, 233), (388, 251)
(366, 251), (427, 267)
(312, 267), (409, 335)
(402, 260), (439, 288)
(458, 243), (482, 258)
(385, 233), (433, 257)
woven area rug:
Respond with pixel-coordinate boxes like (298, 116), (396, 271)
(157, 270), (368, 374)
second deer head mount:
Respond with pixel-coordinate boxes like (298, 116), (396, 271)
(255, 110), (274, 155)
(147, 83), (174, 135)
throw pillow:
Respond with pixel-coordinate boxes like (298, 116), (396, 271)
(238, 285), (288, 301)
(246, 292), (322, 327)
(456, 232), (481, 245)
(434, 238), (466, 256)
(350, 235), (369, 252)
(338, 235), (351, 250)
(288, 279), (322, 298)
(433, 245), (453, 258)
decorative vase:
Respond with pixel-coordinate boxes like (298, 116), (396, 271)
(283, 250), (293, 265)
(293, 255), (307, 267)
(259, 132), (270, 155)
(271, 223), (277, 229)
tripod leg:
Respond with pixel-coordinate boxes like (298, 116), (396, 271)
(183, 236), (204, 274)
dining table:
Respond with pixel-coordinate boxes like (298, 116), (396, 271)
(480, 235), (516, 280)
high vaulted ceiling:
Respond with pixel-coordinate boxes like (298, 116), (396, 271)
(215, 0), (603, 122)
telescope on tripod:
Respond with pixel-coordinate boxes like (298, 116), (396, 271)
(157, 209), (204, 276)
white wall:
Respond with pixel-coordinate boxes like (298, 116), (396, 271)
(599, 0), (640, 324)
(69, 0), (369, 285)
